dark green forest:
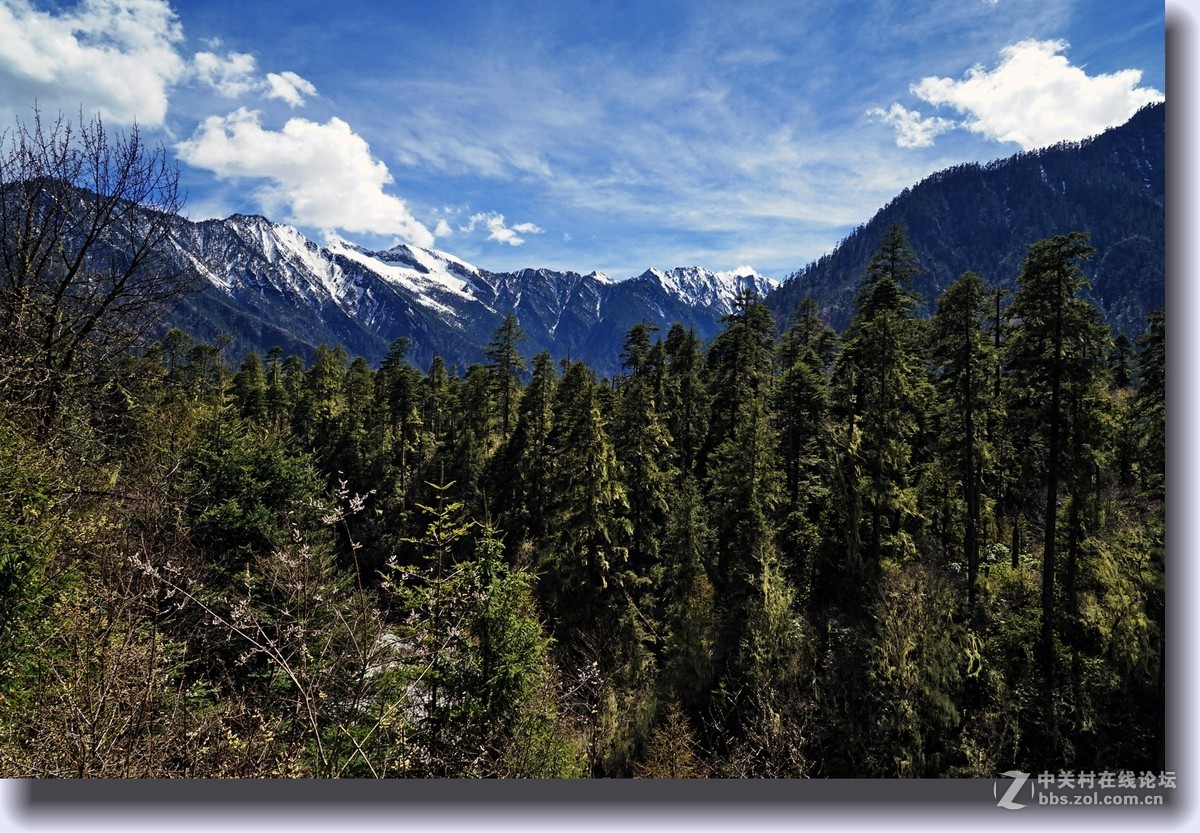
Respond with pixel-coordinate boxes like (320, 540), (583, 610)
(0, 115), (1165, 779)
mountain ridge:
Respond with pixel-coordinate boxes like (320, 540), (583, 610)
(165, 213), (778, 373)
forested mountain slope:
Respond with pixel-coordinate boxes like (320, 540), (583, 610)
(767, 103), (1164, 334)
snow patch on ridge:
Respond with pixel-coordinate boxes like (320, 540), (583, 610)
(329, 243), (463, 319)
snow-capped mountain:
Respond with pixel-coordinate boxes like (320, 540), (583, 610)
(639, 266), (776, 315)
(165, 214), (778, 373)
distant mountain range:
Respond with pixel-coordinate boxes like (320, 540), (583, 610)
(165, 215), (775, 374)
(163, 103), (1164, 371)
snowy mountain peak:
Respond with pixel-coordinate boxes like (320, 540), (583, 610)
(717, 264), (768, 282)
(324, 240), (487, 316)
(638, 265), (777, 314)
(375, 242), (482, 278)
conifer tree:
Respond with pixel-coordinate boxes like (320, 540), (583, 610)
(376, 338), (426, 497)
(831, 224), (929, 569)
(423, 356), (451, 449)
(183, 341), (226, 404)
(703, 298), (788, 677)
(861, 222), (921, 305)
(496, 351), (558, 543)
(662, 324), (709, 479)
(706, 395), (786, 675)
(343, 356), (375, 436)
(930, 271), (998, 611)
(613, 326), (675, 615)
(705, 291), (776, 459)
(231, 351), (268, 423)
(782, 296), (838, 370)
(441, 364), (494, 507)
(1060, 306), (1111, 621)
(332, 355), (377, 484)
(658, 475), (716, 715)
(299, 344), (349, 447)
(265, 345), (287, 431)
(1003, 231), (1097, 761)
(541, 361), (631, 640)
(1135, 310), (1165, 501)
(485, 313), (528, 441)
(1108, 332), (1136, 390)
(772, 336), (830, 608)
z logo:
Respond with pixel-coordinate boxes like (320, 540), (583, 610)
(994, 770), (1031, 809)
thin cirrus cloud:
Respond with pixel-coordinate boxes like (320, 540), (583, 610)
(0, 1), (1167, 272)
(0, 0), (186, 127)
(176, 107), (436, 247)
(876, 38), (1164, 151)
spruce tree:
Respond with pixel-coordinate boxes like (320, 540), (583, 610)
(930, 271), (998, 611)
(231, 351), (268, 423)
(662, 324), (709, 479)
(265, 345), (287, 431)
(484, 313), (528, 441)
(704, 298), (787, 682)
(1003, 231), (1097, 762)
(1135, 310), (1165, 501)
(299, 344), (349, 447)
(498, 351), (558, 543)
(705, 291), (775, 459)
(541, 361), (631, 640)
(831, 224), (929, 570)
(612, 351), (674, 622)
(376, 338), (426, 497)
(658, 474), (716, 715)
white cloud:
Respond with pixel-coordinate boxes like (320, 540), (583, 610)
(910, 39), (1164, 150)
(868, 103), (956, 148)
(177, 108), (435, 246)
(0, 0), (186, 126)
(193, 50), (259, 98)
(463, 212), (544, 246)
(193, 53), (316, 108)
(266, 71), (318, 107)
(434, 219), (453, 237)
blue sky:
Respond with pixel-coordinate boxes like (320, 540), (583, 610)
(0, 0), (1166, 279)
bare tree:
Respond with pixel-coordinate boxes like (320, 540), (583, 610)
(0, 108), (196, 426)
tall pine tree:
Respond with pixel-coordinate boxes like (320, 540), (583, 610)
(1003, 231), (1098, 764)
